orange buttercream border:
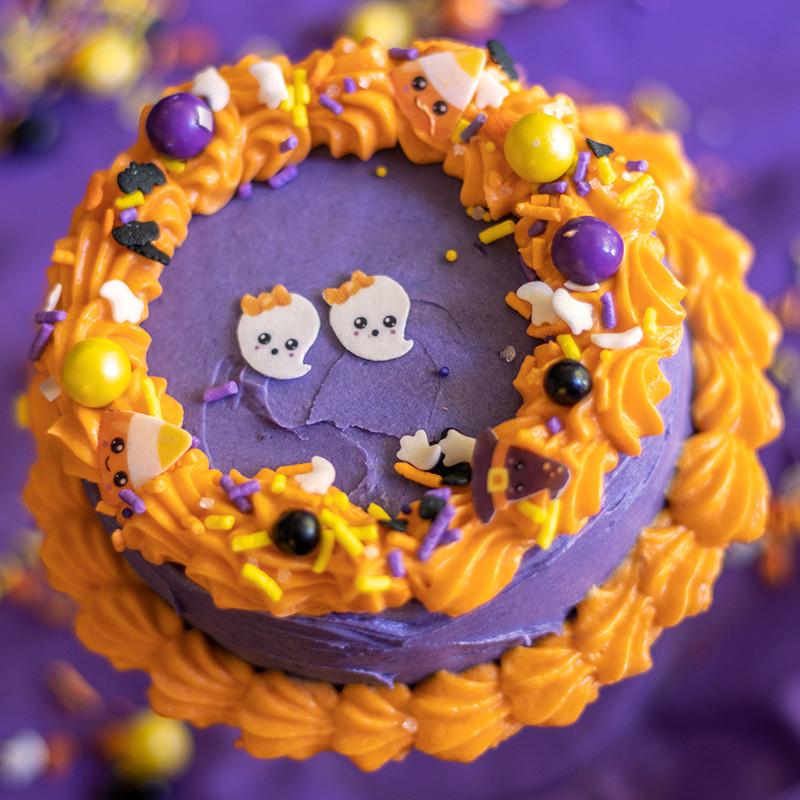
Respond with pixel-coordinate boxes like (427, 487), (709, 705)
(25, 38), (780, 767)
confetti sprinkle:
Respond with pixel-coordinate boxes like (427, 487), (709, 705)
(538, 180), (567, 195)
(268, 164), (298, 189)
(388, 47), (418, 60)
(203, 381), (239, 403)
(39, 375), (61, 401)
(479, 219), (516, 244)
(585, 138), (614, 158)
(445, 249), (457, 262)
(460, 113), (487, 142)
(118, 489), (146, 514)
(318, 92), (343, 115)
(279, 135), (298, 153)
(601, 291), (616, 329)
(240, 563), (283, 601)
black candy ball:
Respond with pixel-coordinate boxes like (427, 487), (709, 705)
(544, 359), (592, 406)
(273, 510), (321, 555)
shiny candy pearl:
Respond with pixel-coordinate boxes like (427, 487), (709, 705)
(274, 510), (321, 555)
(504, 113), (576, 184)
(551, 216), (624, 285)
(145, 93), (214, 160)
(62, 338), (132, 408)
(544, 359), (592, 406)
(114, 711), (193, 782)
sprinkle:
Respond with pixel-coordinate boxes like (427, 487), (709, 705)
(351, 524), (379, 542)
(479, 219), (516, 244)
(585, 138), (614, 158)
(99, 280), (145, 324)
(538, 180), (567, 195)
(484, 141), (496, 153)
(29, 323), (53, 361)
(141, 377), (161, 419)
(225, 479), (260, 500)
(375, 165), (388, 177)
(528, 219), (547, 237)
(250, 60), (289, 108)
(393, 462), (443, 487)
(162, 158), (186, 173)
(564, 280), (600, 293)
(44, 283), (62, 312)
(445, 249), (457, 262)
(557, 333), (581, 360)
(319, 92), (343, 115)
(518, 500), (545, 523)
(573, 151), (590, 182)
(397, 430), (441, 471)
(312, 528), (335, 573)
(237, 182), (253, 199)
(114, 190), (145, 210)
(118, 489), (146, 514)
(198, 496), (214, 508)
(343, 76), (357, 94)
(355, 575), (392, 593)
(292, 104), (308, 127)
(14, 394), (30, 428)
(460, 113), (487, 142)
(618, 174), (655, 207)
(368, 502), (390, 520)
(387, 549), (406, 577)
(440, 528), (462, 546)
(552, 288), (594, 335)
(600, 349), (613, 362)
(34, 310), (66, 324)
(626, 159), (648, 172)
(642, 307), (657, 337)
(231, 531), (270, 551)
(320, 509), (364, 557)
(206, 515), (236, 530)
(546, 416), (563, 435)
(118, 207), (138, 224)
(388, 47), (418, 60)
(240, 563), (283, 602)
(595, 156), (615, 185)
(500, 345), (516, 362)
(294, 69), (310, 104)
(487, 39), (518, 80)
(270, 473), (287, 494)
(438, 366), (452, 379)
(451, 119), (470, 144)
(590, 326), (643, 349)
(537, 499), (561, 549)
(470, 206), (486, 221)
(482, 211), (492, 222)
(600, 292), (616, 329)
(575, 181), (590, 196)
(39, 375), (61, 401)
(191, 66), (230, 112)
(417, 503), (456, 562)
(203, 381), (238, 402)
(295, 455), (336, 494)
(279, 135), (298, 153)
(122, 508), (133, 518)
(268, 164), (298, 189)
(51, 249), (75, 265)
(219, 474), (254, 512)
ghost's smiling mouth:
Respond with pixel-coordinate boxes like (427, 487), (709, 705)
(104, 456), (110, 472)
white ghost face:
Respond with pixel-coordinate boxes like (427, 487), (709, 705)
(237, 294), (320, 379)
(328, 276), (414, 361)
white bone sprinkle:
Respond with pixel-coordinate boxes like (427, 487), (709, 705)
(99, 280), (145, 324)
(397, 430), (441, 471)
(590, 326), (643, 350)
(552, 288), (594, 334)
(295, 456), (336, 494)
(249, 61), (289, 109)
(440, 429), (476, 467)
(516, 281), (557, 325)
(191, 66), (231, 112)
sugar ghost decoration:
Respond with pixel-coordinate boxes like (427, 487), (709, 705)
(323, 271), (413, 362)
(238, 285), (320, 379)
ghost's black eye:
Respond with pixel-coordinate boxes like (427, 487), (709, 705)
(383, 315), (397, 328)
(110, 437), (125, 454)
(354, 317), (368, 329)
(285, 338), (298, 351)
(432, 100), (448, 116)
(113, 471), (128, 488)
(411, 75), (427, 91)
(258, 332), (271, 345)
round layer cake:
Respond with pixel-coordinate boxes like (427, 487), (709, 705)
(25, 37), (781, 768)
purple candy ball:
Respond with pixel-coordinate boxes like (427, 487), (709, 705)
(551, 216), (624, 285)
(145, 92), (215, 160)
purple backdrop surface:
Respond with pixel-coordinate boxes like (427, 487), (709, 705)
(2, 0), (800, 798)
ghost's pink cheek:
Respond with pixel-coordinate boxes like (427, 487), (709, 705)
(254, 345), (260, 350)
(288, 353), (294, 358)
(105, 484), (111, 492)
(390, 330), (396, 335)
(353, 331), (359, 336)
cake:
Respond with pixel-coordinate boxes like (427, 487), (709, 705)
(24, 37), (782, 769)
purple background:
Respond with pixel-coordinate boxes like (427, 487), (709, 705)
(2, 0), (800, 797)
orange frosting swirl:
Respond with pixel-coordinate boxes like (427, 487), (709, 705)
(24, 37), (781, 766)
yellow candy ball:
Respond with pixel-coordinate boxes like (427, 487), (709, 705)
(62, 338), (132, 408)
(504, 113), (576, 184)
(116, 711), (194, 782)
(71, 30), (145, 95)
(344, 1), (415, 49)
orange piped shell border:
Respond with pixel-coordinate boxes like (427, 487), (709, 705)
(25, 38), (780, 767)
